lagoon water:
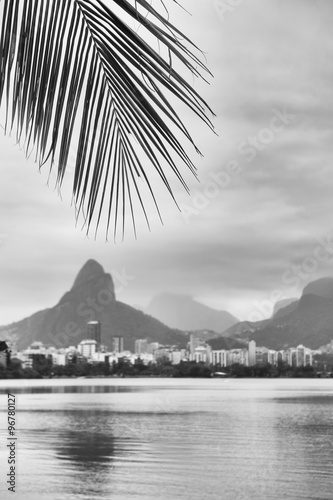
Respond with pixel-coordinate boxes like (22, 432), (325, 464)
(0, 378), (333, 500)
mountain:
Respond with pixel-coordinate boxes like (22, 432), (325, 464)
(145, 293), (238, 333)
(223, 319), (269, 337)
(302, 277), (333, 299)
(0, 260), (187, 350)
(225, 277), (333, 350)
(273, 298), (299, 317)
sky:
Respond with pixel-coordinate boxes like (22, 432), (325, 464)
(1, 0), (333, 325)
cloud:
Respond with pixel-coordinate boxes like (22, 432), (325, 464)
(1, 0), (333, 324)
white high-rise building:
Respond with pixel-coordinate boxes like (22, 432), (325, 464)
(295, 344), (313, 367)
(112, 337), (124, 353)
(248, 340), (256, 366)
(211, 350), (227, 367)
(135, 339), (148, 355)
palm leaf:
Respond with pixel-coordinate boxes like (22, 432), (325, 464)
(0, 0), (214, 239)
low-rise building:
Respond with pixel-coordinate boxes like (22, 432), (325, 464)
(191, 345), (212, 364)
(78, 339), (97, 359)
(227, 348), (248, 366)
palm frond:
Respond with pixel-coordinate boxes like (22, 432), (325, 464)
(0, 0), (214, 239)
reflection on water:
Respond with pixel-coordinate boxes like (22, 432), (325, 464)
(0, 384), (167, 395)
(56, 414), (116, 465)
(0, 379), (333, 500)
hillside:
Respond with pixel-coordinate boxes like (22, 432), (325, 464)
(226, 278), (333, 350)
(273, 298), (299, 317)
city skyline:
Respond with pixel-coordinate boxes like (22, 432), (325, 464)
(8, 335), (316, 370)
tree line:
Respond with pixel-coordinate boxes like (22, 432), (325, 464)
(0, 354), (332, 379)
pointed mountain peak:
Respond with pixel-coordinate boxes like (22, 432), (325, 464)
(71, 259), (105, 290)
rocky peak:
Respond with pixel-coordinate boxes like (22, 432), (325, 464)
(71, 259), (105, 290)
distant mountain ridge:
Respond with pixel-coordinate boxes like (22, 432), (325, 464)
(303, 277), (333, 299)
(3, 263), (333, 352)
(273, 298), (299, 317)
(0, 260), (187, 350)
(146, 293), (238, 333)
(225, 277), (333, 350)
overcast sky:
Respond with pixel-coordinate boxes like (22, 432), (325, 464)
(1, 0), (333, 325)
